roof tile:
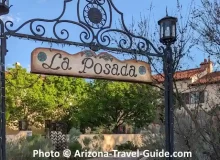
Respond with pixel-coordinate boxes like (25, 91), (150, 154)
(191, 71), (220, 85)
(152, 68), (205, 83)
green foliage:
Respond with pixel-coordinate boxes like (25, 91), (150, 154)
(69, 140), (83, 159)
(69, 127), (81, 142)
(6, 64), (159, 137)
(115, 141), (138, 151)
(74, 80), (159, 132)
(68, 127), (83, 154)
(6, 64), (46, 126)
(90, 135), (104, 151)
(92, 125), (114, 134)
(82, 137), (92, 147)
(6, 64), (88, 128)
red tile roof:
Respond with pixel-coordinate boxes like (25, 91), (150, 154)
(191, 71), (220, 85)
(152, 68), (206, 83)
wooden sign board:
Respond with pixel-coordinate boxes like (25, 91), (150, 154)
(31, 48), (152, 83)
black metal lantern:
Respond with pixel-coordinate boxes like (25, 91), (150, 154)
(158, 16), (177, 45)
(18, 120), (28, 131)
(45, 120), (51, 129)
(0, 0), (9, 15)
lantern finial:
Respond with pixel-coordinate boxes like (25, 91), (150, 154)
(166, 7), (168, 16)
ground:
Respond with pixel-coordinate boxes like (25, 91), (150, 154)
(88, 158), (140, 160)
(88, 155), (146, 160)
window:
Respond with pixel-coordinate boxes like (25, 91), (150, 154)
(181, 92), (190, 104)
(181, 91), (205, 104)
(190, 92), (199, 104)
(199, 91), (205, 103)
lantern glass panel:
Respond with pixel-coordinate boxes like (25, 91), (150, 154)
(1, 0), (9, 6)
(5, 0), (9, 6)
(172, 23), (175, 37)
(160, 24), (164, 39)
(164, 21), (171, 37)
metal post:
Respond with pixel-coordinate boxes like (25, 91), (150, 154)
(164, 44), (174, 159)
(0, 19), (6, 160)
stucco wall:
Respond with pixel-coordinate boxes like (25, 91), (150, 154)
(79, 134), (143, 151)
(6, 127), (44, 135)
(176, 83), (220, 113)
(7, 131), (33, 141)
(204, 84), (220, 108)
(156, 76), (219, 116)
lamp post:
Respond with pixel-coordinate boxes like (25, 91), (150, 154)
(0, 0), (9, 16)
(0, 1), (9, 160)
(158, 16), (177, 159)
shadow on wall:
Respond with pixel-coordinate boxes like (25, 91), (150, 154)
(78, 134), (143, 151)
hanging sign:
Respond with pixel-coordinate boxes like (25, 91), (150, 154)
(31, 48), (152, 83)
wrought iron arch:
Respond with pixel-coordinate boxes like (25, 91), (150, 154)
(3, 0), (164, 57)
(0, 0), (176, 160)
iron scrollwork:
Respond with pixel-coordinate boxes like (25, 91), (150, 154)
(83, 0), (107, 29)
(4, 0), (164, 57)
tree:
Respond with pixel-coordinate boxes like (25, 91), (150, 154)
(173, 75), (220, 159)
(57, 77), (90, 132)
(72, 80), (159, 133)
(112, 0), (195, 74)
(191, 0), (220, 64)
(6, 63), (88, 129)
(40, 75), (88, 121)
(169, 0), (220, 158)
(6, 64), (46, 128)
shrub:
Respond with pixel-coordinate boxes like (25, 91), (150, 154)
(115, 141), (138, 151)
(6, 135), (54, 160)
(91, 135), (104, 151)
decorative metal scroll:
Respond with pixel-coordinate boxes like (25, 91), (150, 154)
(4, 0), (164, 57)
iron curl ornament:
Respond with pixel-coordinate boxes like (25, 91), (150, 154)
(3, 0), (164, 57)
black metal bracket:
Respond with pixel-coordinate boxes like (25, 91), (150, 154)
(3, 0), (164, 57)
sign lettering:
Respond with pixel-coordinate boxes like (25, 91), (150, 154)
(31, 48), (152, 83)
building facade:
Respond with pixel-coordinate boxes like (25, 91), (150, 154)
(151, 59), (220, 129)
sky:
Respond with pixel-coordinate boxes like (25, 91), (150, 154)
(1, 0), (216, 72)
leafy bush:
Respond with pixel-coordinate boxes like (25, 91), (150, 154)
(68, 127), (84, 159)
(91, 135), (104, 151)
(69, 127), (81, 142)
(115, 141), (138, 151)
